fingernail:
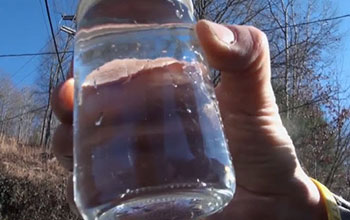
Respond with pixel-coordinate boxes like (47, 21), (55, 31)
(204, 20), (235, 46)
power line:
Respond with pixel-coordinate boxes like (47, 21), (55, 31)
(44, 0), (65, 81)
(10, 56), (36, 79)
(7, 38), (73, 87)
(9, 35), (57, 79)
(69, 0), (78, 15)
(0, 106), (48, 123)
(52, 0), (62, 23)
(37, 0), (51, 38)
(0, 51), (73, 58)
(15, 65), (42, 86)
(262, 14), (350, 32)
(14, 46), (73, 86)
(0, 13), (348, 59)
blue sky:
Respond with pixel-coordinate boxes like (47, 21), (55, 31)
(0, 0), (349, 91)
(0, 0), (78, 87)
(336, 0), (350, 100)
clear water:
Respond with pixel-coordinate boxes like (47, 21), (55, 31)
(74, 5), (235, 219)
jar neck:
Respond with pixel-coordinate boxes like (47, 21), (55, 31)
(77, 0), (195, 29)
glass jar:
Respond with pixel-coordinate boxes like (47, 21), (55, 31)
(74, 0), (235, 219)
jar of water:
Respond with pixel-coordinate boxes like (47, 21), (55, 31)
(73, 0), (236, 219)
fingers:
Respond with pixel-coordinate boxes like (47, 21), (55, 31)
(51, 61), (73, 169)
(52, 61), (77, 214)
(51, 78), (74, 124)
(196, 20), (277, 116)
(52, 124), (73, 171)
(67, 174), (80, 216)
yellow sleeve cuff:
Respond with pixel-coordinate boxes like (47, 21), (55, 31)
(311, 178), (341, 220)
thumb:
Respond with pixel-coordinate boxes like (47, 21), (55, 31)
(195, 21), (327, 220)
(195, 20), (277, 116)
(196, 20), (293, 163)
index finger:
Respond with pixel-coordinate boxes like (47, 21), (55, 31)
(51, 68), (74, 124)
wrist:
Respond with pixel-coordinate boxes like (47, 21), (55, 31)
(281, 170), (328, 220)
(302, 176), (328, 220)
(311, 178), (342, 220)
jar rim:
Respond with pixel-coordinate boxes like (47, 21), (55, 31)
(76, 0), (194, 24)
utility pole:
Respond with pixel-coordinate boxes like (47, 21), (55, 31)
(62, 14), (76, 21)
(40, 10), (76, 148)
(40, 35), (74, 148)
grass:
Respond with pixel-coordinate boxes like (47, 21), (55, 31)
(0, 135), (81, 220)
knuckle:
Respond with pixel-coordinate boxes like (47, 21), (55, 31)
(241, 26), (269, 74)
(247, 26), (268, 57)
(57, 155), (73, 171)
(52, 124), (73, 157)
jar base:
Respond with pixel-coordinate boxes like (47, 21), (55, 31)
(83, 186), (233, 220)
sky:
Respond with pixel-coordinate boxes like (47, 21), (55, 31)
(335, 0), (350, 101)
(0, 0), (78, 87)
(0, 0), (349, 91)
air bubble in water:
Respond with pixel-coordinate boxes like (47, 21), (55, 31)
(190, 212), (195, 218)
(167, 0), (176, 6)
(78, 89), (83, 106)
(136, 42), (141, 51)
(186, 108), (192, 114)
(194, 50), (204, 61)
(93, 79), (97, 89)
(195, 204), (203, 210)
(176, 10), (183, 19)
(172, 83), (178, 88)
(200, 182), (207, 187)
(95, 113), (104, 126)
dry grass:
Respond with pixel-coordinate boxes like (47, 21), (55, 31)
(0, 135), (81, 220)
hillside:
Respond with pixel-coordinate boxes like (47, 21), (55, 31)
(0, 137), (81, 220)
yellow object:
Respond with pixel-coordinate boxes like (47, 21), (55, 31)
(311, 178), (341, 220)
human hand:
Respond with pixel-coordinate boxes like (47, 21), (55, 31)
(51, 20), (327, 219)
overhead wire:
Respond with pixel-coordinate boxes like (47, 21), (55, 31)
(0, 1), (75, 123)
(9, 33), (58, 79)
(2, 11), (350, 121)
(15, 46), (73, 86)
(37, 0), (51, 38)
(15, 65), (44, 86)
(262, 13), (350, 32)
(69, 0), (78, 15)
(0, 106), (48, 123)
(47, 0), (62, 29)
(0, 51), (73, 58)
(44, 0), (66, 81)
(10, 56), (37, 80)
(0, 13), (348, 58)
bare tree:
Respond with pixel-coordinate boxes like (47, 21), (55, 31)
(262, 0), (341, 115)
(193, 0), (348, 197)
(194, 0), (267, 24)
(35, 34), (74, 149)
